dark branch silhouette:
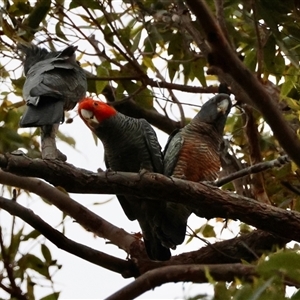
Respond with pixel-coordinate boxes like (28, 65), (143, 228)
(105, 263), (256, 300)
(213, 155), (289, 187)
(1, 153), (300, 245)
(0, 168), (139, 256)
(0, 196), (135, 277)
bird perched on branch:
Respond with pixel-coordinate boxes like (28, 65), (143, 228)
(78, 98), (184, 261)
(18, 44), (87, 160)
(162, 93), (232, 234)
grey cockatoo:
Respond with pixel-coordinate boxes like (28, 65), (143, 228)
(78, 97), (186, 261)
(18, 44), (87, 160)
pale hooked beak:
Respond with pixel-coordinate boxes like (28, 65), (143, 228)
(81, 109), (93, 119)
(217, 98), (230, 114)
(80, 109), (99, 125)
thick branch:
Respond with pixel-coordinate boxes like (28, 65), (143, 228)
(105, 263), (256, 300)
(0, 196), (134, 277)
(170, 230), (287, 265)
(185, 0), (300, 167)
(0, 167), (138, 257)
(1, 153), (300, 245)
(134, 229), (288, 274)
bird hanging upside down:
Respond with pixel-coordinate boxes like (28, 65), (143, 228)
(18, 44), (87, 160)
(163, 93), (232, 232)
(78, 97), (186, 261)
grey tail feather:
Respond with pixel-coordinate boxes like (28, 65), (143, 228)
(144, 238), (171, 261)
(116, 195), (137, 221)
(20, 100), (64, 127)
(159, 204), (190, 247)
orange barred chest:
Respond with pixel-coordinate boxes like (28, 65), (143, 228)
(172, 140), (220, 182)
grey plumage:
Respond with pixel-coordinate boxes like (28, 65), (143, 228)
(19, 44), (87, 127)
(78, 99), (172, 260)
(162, 94), (232, 243)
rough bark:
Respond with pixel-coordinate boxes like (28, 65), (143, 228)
(0, 153), (299, 245)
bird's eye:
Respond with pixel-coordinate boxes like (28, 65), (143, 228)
(94, 102), (98, 106)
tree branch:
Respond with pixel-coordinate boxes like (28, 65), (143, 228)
(185, 0), (300, 167)
(105, 263), (256, 300)
(214, 155), (289, 187)
(134, 229), (288, 274)
(101, 86), (180, 134)
(243, 105), (271, 204)
(1, 153), (300, 245)
(0, 196), (135, 278)
(0, 167), (140, 258)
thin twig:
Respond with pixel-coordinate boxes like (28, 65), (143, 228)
(243, 104), (271, 204)
(213, 0), (232, 48)
(154, 68), (186, 127)
(213, 155), (289, 187)
(252, 0), (263, 79)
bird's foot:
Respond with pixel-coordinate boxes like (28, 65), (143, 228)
(42, 148), (67, 161)
(56, 149), (67, 162)
(172, 174), (187, 180)
(138, 168), (150, 180)
(97, 167), (104, 173)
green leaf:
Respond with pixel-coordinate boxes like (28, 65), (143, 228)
(248, 277), (275, 300)
(26, 274), (35, 300)
(9, 227), (24, 260)
(121, 81), (153, 109)
(142, 56), (155, 72)
(18, 254), (50, 278)
(280, 66), (299, 97)
(56, 131), (76, 147)
(39, 292), (60, 300)
(69, 0), (101, 10)
(291, 289), (300, 300)
(257, 251), (300, 283)
(96, 64), (110, 95)
(201, 224), (216, 238)
(41, 244), (52, 263)
(191, 58), (207, 87)
(168, 35), (183, 58)
(0, 17), (16, 39)
(168, 60), (179, 82)
(131, 28), (142, 53)
(55, 22), (68, 41)
(244, 49), (257, 72)
(22, 230), (41, 241)
(283, 97), (300, 111)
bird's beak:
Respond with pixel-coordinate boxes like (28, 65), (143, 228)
(80, 109), (99, 125)
(217, 98), (230, 114)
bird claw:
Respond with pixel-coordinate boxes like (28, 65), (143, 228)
(97, 167), (104, 173)
(172, 174), (187, 180)
(11, 150), (26, 156)
(56, 149), (67, 162)
(138, 168), (150, 179)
